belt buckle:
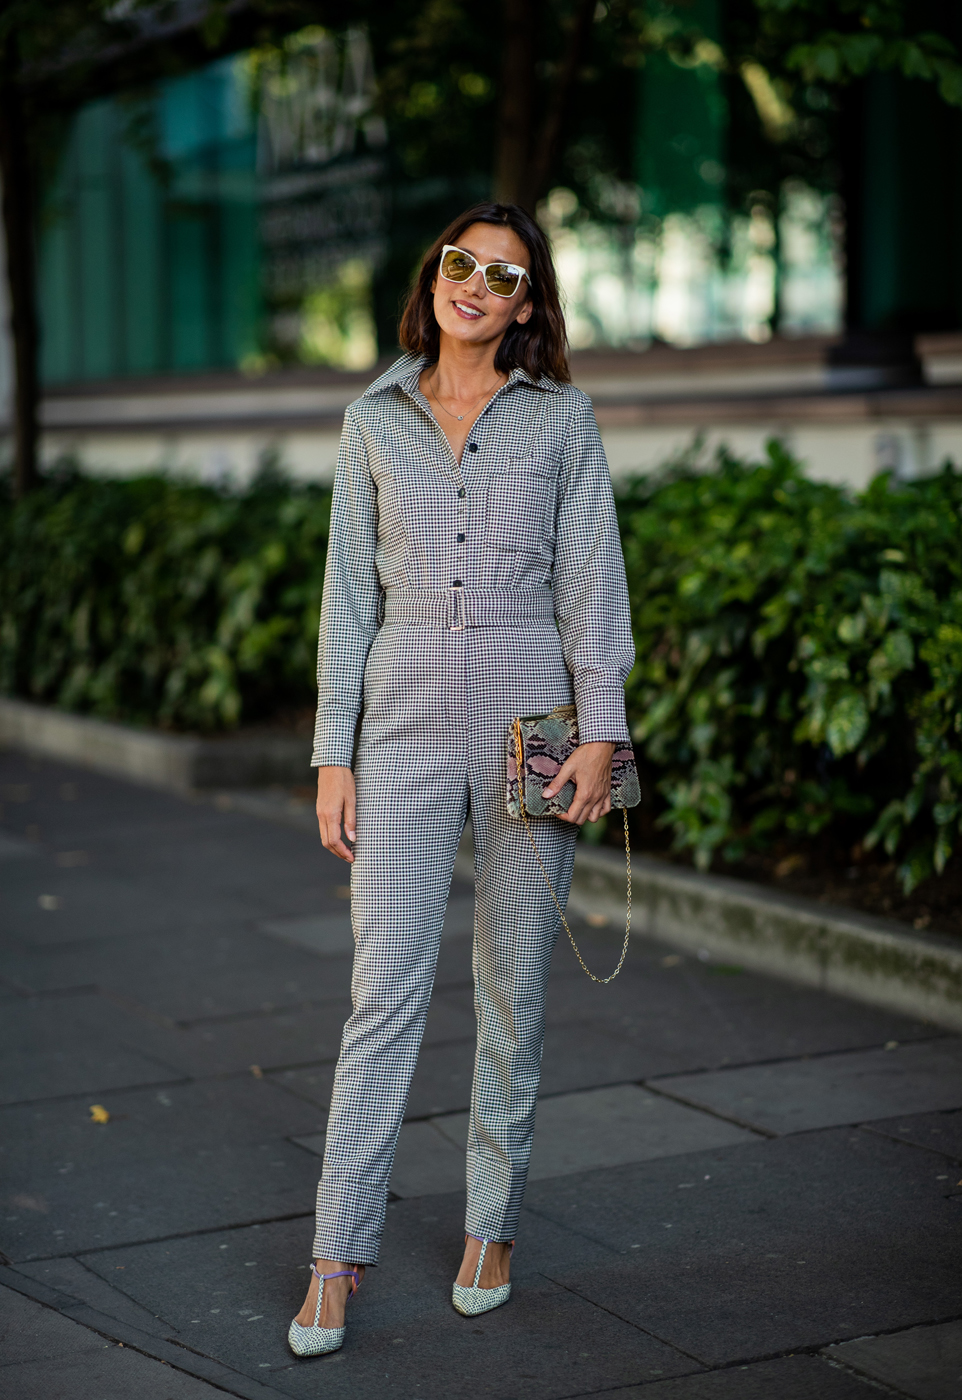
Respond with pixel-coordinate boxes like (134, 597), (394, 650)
(449, 584), (466, 631)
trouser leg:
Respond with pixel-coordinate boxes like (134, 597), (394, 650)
(312, 735), (468, 1264)
(463, 629), (579, 1242)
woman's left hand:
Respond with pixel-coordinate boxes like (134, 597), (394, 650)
(542, 742), (616, 825)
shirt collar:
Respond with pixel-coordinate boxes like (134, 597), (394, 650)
(362, 353), (564, 397)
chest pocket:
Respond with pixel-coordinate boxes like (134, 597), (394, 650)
(485, 460), (556, 553)
(383, 460), (455, 546)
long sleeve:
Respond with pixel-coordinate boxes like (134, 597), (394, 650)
(312, 407), (381, 767)
(552, 393), (635, 745)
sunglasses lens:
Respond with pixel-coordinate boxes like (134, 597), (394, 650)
(441, 248), (477, 282)
(485, 264), (521, 297)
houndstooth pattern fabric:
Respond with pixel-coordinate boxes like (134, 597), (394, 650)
(310, 353), (635, 1264)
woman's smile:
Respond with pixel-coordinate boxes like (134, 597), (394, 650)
(452, 298), (484, 320)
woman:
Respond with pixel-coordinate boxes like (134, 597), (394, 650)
(289, 201), (634, 1357)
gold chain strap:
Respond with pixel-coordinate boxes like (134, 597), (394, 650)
(514, 717), (632, 984)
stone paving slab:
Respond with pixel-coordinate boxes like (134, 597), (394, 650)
(1, 982), (354, 1091)
(825, 1319), (962, 1400)
(0, 814), (340, 941)
(534, 1128), (962, 1366)
(601, 1355), (884, 1399)
(375, 1016), (671, 1122)
(2, 976), (478, 1098)
(0, 1284), (234, 1399)
(74, 1214), (694, 1400)
(16, 1256), (185, 1337)
(262, 895), (476, 956)
(1, 1331), (251, 1398)
(863, 1108), (962, 1164)
(434, 1085), (757, 1181)
(387, 1123), (468, 1197)
(651, 1039), (962, 1134)
(1, 930), (355, 1022)
(537, 1020), (673, 1095)
(543, 950), (936, 1074)
(1, 1077), (325, 1260)
(0, 831), (38, 859)
(151, 1004), (354, 1080)
(4, 915), (473, 1022)
(0, 1281), (108, 1363)
(2, 861), (185, 948)
(267, 1064), (339, 1111)
(400, 1037), (478, 1118)
(265, 994), (482, 1116)
(294, 1086), (757, 1198)
(292, 1121), (468, 1199)
(0, 994), (182, 1105)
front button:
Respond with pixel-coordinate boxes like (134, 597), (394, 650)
(457, 487), (466, 497)
(467, 443), (478, 453)
(457, 533), (465, 543)
(452, 579), (462, 587)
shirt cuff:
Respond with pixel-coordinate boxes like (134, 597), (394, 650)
(575, 686), (631, 746)
(311, 707), (359, 768)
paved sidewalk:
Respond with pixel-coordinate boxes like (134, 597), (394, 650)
(1, 747), (960, 1400)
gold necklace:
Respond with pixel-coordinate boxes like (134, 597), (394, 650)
(427, 372), (503, 423)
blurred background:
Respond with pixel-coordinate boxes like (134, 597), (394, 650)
(3, 0), (961, 486)
(1, 0), (961, 925)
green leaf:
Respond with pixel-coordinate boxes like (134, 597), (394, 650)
(883, 629), (914, 673)
(825, 692), (869, 757)
(837, 613), (866, 643)
(934, 824), (955, 874)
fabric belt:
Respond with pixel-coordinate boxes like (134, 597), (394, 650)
(382, 586), (555, 631)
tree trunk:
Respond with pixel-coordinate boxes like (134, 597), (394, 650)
(828, 77), (922, 385)
(0, 63), (39, 498)
(527, 0), (595, 209)
(493, 0), (539, 206)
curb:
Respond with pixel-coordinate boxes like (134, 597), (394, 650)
(568, 844), (962, 1034)
(0, 696), (312, 792)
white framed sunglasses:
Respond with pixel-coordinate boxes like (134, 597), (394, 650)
(439, 244), (532, 299)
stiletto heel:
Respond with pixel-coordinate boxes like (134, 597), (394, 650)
(288, 1264), (360, 1357)
(452, 1235), (514, 1317)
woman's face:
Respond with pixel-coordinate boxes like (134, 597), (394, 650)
(431, 221), (534, 351)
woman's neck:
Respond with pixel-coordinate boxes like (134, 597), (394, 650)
(430, 333), (508, 402)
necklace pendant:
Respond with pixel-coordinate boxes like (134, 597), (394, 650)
(457, 415), (464, 421)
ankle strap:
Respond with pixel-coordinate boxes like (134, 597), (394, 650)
(313, 1265), (360, 1285)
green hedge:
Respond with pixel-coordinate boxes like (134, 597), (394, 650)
(2, 450), (960, 892)
(0, 467), (331, 731)
(618, 446), (962, 892)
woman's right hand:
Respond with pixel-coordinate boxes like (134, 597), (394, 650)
(316, 766), (357, 862)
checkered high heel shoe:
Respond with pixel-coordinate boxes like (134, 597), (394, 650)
(452, 1235), (514, 1317)
(288, 1264), (361, 1357)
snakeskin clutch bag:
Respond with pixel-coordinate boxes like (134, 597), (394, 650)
(505, 705), (640, 984)
(507, 705), (641, 819)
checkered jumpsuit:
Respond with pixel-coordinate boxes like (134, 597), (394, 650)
(310, 353), (634, 1264)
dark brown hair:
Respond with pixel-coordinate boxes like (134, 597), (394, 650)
(398, 202), (570, 384)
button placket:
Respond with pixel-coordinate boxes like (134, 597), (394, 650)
(455, 481), (467, 555)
